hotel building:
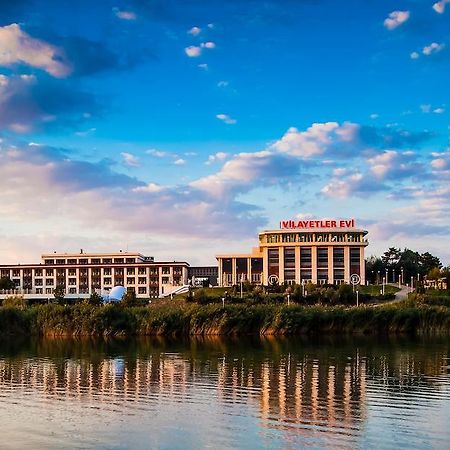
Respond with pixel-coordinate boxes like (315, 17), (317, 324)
(217, 218), (368, 287)
(0, 251), (189, 299)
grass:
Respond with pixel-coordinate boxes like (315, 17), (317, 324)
(360, 284), (400, 296)
(0, 299), (450, 337)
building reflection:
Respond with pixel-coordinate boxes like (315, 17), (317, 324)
(0, 337), (448, 436)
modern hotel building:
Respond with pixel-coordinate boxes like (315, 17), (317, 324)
(217, 219), (368, 287)
(0, 251), (189, 299)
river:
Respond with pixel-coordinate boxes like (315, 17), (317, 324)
(0, 336), (449, 449)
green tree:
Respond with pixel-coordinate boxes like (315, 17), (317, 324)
(53, 286), (65, 305)
(88, 291), (103, 306)
(420, 252), (442, 276)
(427, 267), (442, 280)
(122, 289), (138, 307)
(0, 277), (15, 291)
(382, 247), (401, 268)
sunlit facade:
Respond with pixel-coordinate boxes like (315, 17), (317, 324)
(217, 219), (369, 287)
(0, 251), (189, 299)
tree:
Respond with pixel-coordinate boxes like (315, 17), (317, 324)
(420, 252), (442, 276)
(365, 256), (384, 283)
(427, 267), (442, 280)
(0, 277), (15, 291)
(122, 289), (138, 307)
(382, 247), (401, 268)
(53, 286), (65, 305)
(88, 291), (103, 306)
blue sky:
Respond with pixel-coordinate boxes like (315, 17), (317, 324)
(0, 0), (449, 265)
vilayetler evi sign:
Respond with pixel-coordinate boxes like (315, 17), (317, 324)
(280, 219), (356, 229)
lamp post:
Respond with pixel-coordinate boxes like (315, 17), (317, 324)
(385, 268), (388, 285)
(382, 277), (385, 295)
(401, 267), (404, 286)
(411, 275), (414, 292)
(377, 270), (380, 285)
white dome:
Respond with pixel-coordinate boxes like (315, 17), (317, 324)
(108, 286), (126, 301)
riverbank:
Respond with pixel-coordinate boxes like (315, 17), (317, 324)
(1, 301), (450, 336)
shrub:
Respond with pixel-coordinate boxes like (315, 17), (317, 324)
(2, 295), (28, 310)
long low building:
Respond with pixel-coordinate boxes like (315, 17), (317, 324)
(0, 251), (189, 299)
(217, 218), (368, 287)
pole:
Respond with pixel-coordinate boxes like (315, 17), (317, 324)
(240, 279), (243, 299)
(287, 293), (290, 306)
(411, 276), (414, 292)
(356, 290), (359, 307)
(222, 296), (225, 308)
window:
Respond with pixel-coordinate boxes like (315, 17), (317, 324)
(36, 288), (43, 294)
(138, 277), (146, 285)
(333, 248), (344, 268)
(44, 259), (54, 265)
(317, 247), (328, 268)
(56, 259), (65, 265)
(114, 258), (124, 264)
(162, 276), (170, 284)
(104, 278), (112, 285)
(69, 288), (77, 294)
(46, 288), (53, 294)
(91, 258), (100, 264)
(34, 269), (43, 277)
(103, 258), (112, 264)
(300, 248), (312, 269)
(127, 277), (135, 285)
(126, 258), (135, 264)
(67, 259), (77, 265)
(138, 287), (147, 294)
(138, 268), (146, 275)
(127, 268), (135, 275)
(162, 267), (170, 274)
(68, 278), (77, 286)
(35, 279), (43, 286)
(79, 259), (88, 265)
(103, 268), (112, 275)
(46, 279), (54, 286)
(115, 268), (124, 275)
(12, 270), (20, 277)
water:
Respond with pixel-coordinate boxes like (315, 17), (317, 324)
(0, 336), (449, 449)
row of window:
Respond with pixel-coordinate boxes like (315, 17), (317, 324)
(263, 233), (366, 244)
(1, 267), (181, 278)
(44, 257), (140, 265)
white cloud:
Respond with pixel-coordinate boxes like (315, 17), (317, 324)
(421, 104), (432, 113)
(410, 51), (420, 59)
(384, 10), (410, 30)
(370, 113), (379, 119)
(114, 9), (137, 20)
(420, 104), (445, 114)
(198, 63), (208, 70)
(217, 81), (229, 87)
(132, 183), (163, 193)
(205, 152), (228, 165)
(271, 122), (359, 158)
(121, 152), (140, 167)
(423, 42), (445, 56)
(201, 41), (216, 49)
(216, 113), (237, 125)
(0, 23), (72, 77)
(185, 46), (202, 57)
(433, 0), (450, 14)
(188, 26), (201, 35)
(433, 107), (445, 113)
(146, 149), (170, 158)
(174, 158), (186, 165)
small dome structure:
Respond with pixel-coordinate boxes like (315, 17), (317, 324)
(108, 286), (126, 302)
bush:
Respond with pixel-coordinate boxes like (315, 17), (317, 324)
(2, 295), (28, 310)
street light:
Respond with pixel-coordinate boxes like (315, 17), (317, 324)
(401, 267), (404, 286)
(385, 269), (388, 285)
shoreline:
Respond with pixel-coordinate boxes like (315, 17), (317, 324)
(0, 302), (450, 337)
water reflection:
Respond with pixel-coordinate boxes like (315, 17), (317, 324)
(0, 336), (449, 449)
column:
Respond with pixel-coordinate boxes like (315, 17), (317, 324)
(328, 246), (334, 285)
(279, 246), (285, 284)
(247, 258), (252, 284)
(311, 246), (318, 284)
(218, 258), (223, 287)
(232, 258), (237, 286)
(262, 247), (269, 285)
(360, 246), (366, 285)
(344, 247), (350, 283)
(295, 246), (301, 284)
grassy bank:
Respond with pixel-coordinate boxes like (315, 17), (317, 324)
(0, 301), (450, 337)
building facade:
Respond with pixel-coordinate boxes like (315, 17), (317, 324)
(188, 266), (218, 286)
(0, 251), (189, 299)
(217, 218), (368, 287)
